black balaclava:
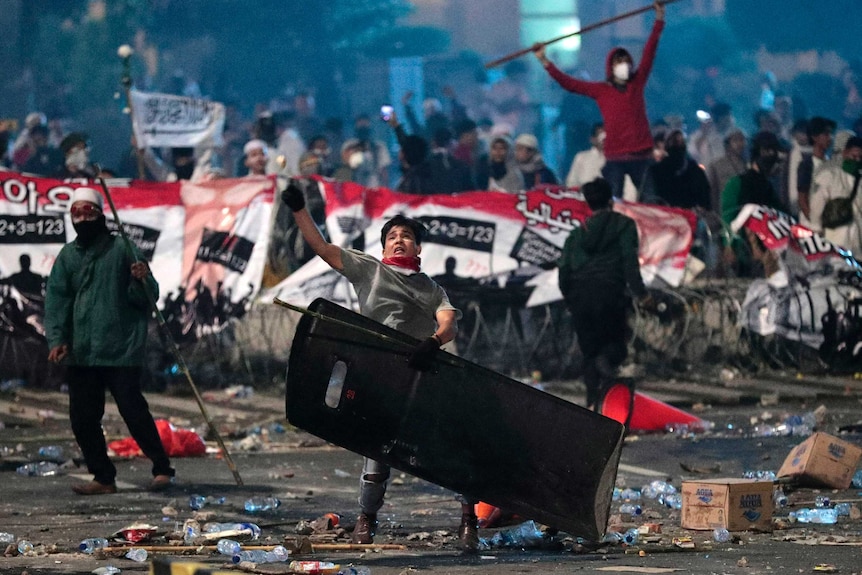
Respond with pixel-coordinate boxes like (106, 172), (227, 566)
(490, 161), (507, 180)
(73, 214), (108, 247)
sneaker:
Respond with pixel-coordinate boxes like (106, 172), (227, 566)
(458, 513), (479, 551)
(149, 474), (174, 492)
(351, 512), (377, 544)
(71, 480), (117, 496)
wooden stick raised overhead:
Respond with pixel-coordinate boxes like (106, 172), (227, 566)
(484, 0), (682, 69)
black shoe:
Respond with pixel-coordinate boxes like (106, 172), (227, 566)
(458, 513), (479, 551)
(351, 512), (377, 544)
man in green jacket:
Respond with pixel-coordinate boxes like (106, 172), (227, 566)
(558, 178), (650, 409)
(45, 187), (174, 495)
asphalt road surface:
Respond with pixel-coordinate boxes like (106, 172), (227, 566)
(1, 385), (861, 574)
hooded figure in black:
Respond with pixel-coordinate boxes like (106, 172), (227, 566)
(641, 129), (711, 210)
(558, 178), (649, 409)
(721, 131), (786, 225)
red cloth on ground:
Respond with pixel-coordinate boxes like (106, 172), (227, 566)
(108, 419), (206, 457)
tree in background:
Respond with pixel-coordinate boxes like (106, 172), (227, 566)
(8, 0), (450, 170)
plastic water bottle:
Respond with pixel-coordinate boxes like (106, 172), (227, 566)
(619, 503), (643, 516)
(851, 469), (862, 489)
(814, 495), (831, 508)
(203, 522), (261, 539)
(79, 537), (109, 554)
(772, 489), (788, 508)
(16, 462), (60, 477)
(784, 412), (815, 436)
(641, 480), (676, 499)
(268, 545), (290, 561)
(600, 531), (624, 545)
(0, 378), (25, 391)
(489, 520), (545, 548)
(233, 545), (288, 564)
(244, 497), (280, 512)
(790, 508), (838, 524)
(233, 550), (269, 564)
(217, 539), (241, 556)
(713, 528), (731, 542)
(622, 528), (639, 545)
(619, 488), (641, 501)
(182, 519), (200, 545)
(17, 540), (34, 554)
(37, 446), (63, 459)
(741, 470), (776, 480)
(835, 503), (851, 516)
(125, 548), (147, 562)
(92, 566), (121, 575)
(189, 494), (207, 510)
(0, 532), (15, 544)
(661, 493), (683, 510)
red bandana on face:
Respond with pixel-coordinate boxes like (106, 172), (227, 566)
(382, 256), (422, 272)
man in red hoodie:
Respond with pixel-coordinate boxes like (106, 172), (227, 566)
(533, 1), (665, 198)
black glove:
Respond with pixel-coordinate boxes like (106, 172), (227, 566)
(408, 336), (440, 371)
(280, 178), (306, 211)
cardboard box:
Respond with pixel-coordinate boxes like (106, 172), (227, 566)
(681, 478), (773, 532)
(777, 432), (862, 489)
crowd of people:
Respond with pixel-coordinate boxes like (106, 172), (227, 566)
(5, 2), (862, 555)
(2, 52), (861, 275)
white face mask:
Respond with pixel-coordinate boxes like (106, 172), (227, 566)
(66, 148), (89, 170)
(612, 62), (631, 82)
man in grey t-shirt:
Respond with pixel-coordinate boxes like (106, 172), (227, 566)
(281, 179), (480, 550)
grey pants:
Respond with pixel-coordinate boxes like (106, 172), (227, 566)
(358, 457), (390, 515)
(358, 457), (478, 515)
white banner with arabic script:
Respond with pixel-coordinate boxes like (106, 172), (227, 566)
(129, 88), (225, 149)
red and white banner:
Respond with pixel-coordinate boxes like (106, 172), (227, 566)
(0, 172), (273, 312)
(733, 204), (862, 349)
(735, 203), (857, 268)
(263, 181), (697, 308)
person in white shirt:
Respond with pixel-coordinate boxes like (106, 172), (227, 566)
(687, 102), (737, 168)
(274, 111), (307, 176)
(809, 136), (862, 255)
(565, 123), (606, 188)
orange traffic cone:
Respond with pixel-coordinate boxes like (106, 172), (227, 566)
(475, 501), (502, 528)
(600, 382), (703, 432)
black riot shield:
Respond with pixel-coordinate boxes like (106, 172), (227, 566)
(285, 298), (624, 540)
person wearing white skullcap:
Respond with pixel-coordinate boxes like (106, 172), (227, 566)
(45, 186), (175, 495)
(243, 139), (269, 176)
(514, 133), (558, 188)
(70, 187), (104, 210)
